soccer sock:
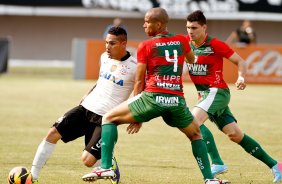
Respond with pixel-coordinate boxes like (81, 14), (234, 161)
(101, 123), (118, 169)
(239, 134), (277, 168)
(191, 139), (214, 179)
(31, 140), (56, 179)
(200, 124), (224, 165)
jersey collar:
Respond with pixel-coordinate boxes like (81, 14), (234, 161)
(120, 51), (131, 61)
(193, 33), (209, 48)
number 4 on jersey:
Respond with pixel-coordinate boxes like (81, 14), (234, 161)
(165, 50), (178, 72)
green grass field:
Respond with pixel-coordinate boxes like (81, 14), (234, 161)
(0, 67), (281, 184)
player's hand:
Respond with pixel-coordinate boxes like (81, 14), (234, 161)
(235, 76), (246, 90)
(127, 122), (142, 134)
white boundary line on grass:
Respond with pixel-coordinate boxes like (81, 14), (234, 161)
(9, 59), (73, 68)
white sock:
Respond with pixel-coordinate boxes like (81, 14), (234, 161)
(31, 140), (56, 179)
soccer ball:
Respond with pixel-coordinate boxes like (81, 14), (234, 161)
(7, 166), (32, 184)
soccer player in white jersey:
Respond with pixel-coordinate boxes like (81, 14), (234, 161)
(30, 27), (139, 184)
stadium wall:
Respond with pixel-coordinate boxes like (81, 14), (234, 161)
(73, 39), (282, 84)
(0, 16), (282, 61)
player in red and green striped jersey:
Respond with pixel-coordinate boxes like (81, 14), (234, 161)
(186, 10), (281, 183)
(82, 7), (229, 184)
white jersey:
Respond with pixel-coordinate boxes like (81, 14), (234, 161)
(81, 52), (137, 116)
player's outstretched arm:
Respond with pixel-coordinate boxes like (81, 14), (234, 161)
(228, 52), (247, 90)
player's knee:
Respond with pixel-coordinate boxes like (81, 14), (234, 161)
(81, 151), (97, 167)
(45, 127), (61, 144)
(189, 130), (202, 141)
(182, 124), (202, 141)
(102, 113), (115, 125)
(81, 157), (94, 167)
(102, 113), (110, 124)
(81, 155), (95, 167)
(226, 131), (241, 143)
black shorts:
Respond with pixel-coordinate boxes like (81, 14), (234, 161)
(53, 105), (102, 159)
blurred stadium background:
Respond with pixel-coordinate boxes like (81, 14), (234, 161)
(0, 0), (281, 80)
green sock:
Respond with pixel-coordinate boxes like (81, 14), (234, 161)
(239, 134), (277, 168)
(191, 139), (214, 180)
(200, 124), (224, 165)
(101, 124), (118, 169)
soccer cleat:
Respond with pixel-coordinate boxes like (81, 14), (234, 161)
(211, 164), (228, 177)
(205, 178), (230, 184)
(82, 167), (114, 182)
(272, 162), (282, 183)
(32, 179), (39, 184)
(111, 157), (120, 184)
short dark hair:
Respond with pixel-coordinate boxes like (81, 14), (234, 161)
(108, 27), (127, 41)
(186, 10), (206, 25)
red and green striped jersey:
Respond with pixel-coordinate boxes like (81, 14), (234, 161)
(187, 35), (234, 91)
(137, 33), (191, 96)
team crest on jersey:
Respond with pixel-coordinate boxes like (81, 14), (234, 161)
(110, 64), (117, 72)
(194, 46), (214, 56)
(120, 64), (130, 75)
(202, 46), (214, 54)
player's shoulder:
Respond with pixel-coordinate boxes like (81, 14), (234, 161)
(208, 36), (224, 44)
(173, 34), (190, 45)
(100, 52), (109, 62)
(121, 55), (137, 75)
(173, 33), (187, 40)
(101, 52), (108, 57)
(184, 34), (191, 41)
(126, 55), (137, 66)
(175, 33), (187, 38)
(207, 35), (232, 51)
(139, 39), (152, 47)
(137, 39), (153, 53)
(206, 36), (227, 47)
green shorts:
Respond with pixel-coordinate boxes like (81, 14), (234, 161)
(128, 92), (194, 128)
(196, 88), (237, 130)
